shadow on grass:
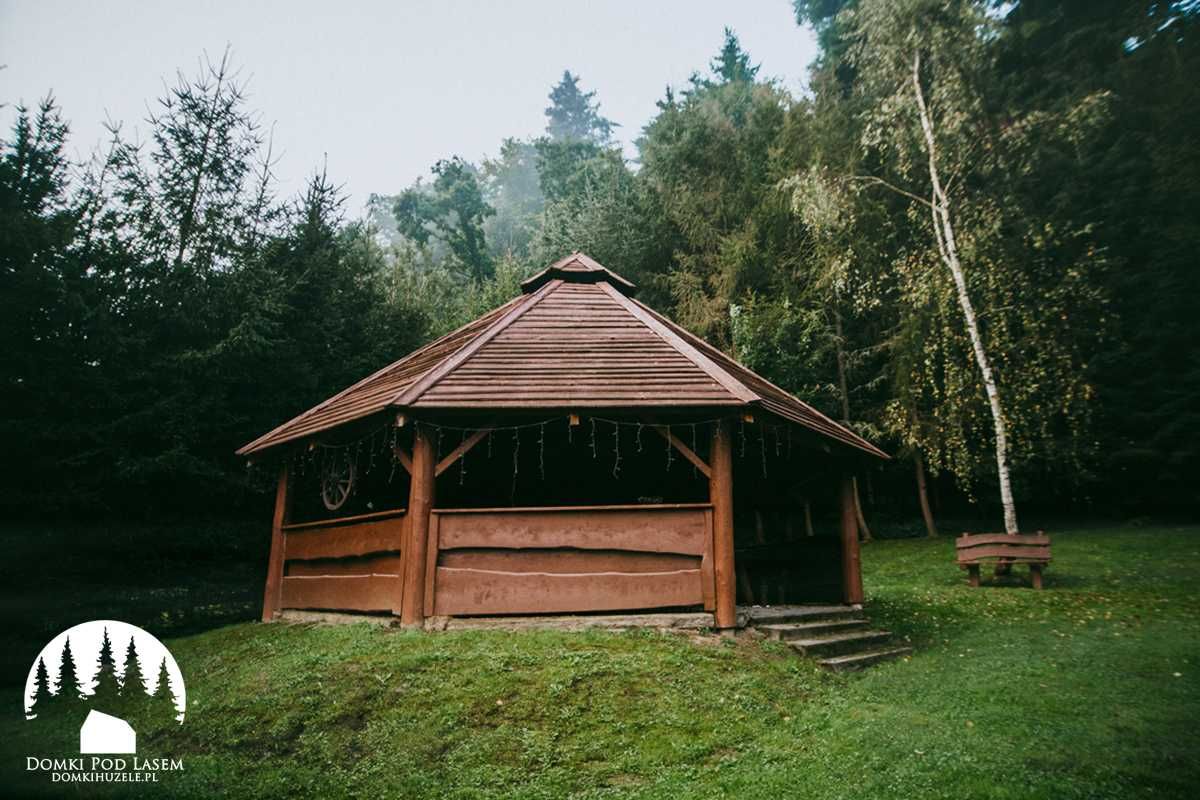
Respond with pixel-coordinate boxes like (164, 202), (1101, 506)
(0, 518), (266, 688)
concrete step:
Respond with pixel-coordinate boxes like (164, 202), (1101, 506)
(757, 619), (871, 641)
(819, 646), (913, 672)
(787, 629), (893, 657)
(742, 605), (863, 626)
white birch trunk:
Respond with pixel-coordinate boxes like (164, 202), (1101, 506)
(911, 52), (1019, 536)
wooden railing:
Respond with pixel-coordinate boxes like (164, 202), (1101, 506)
(279, 508), (406, 613)
(426, 503), (714, 616)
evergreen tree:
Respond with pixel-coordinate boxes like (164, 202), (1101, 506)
(149, 657), (182, 727)
(544, 71), (616, 144)
(638, 31), (789, 344)
(708, 28), (760, 85)
(91, 626), (121, 709)
(27, 657), (53, 719)
(117, 633), (149, 724)
(480, 138), (544, 257)
(0, 97), (92, 516)
(53, 637), (83, 706)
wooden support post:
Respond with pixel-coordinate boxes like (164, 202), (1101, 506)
(710, 421), (737, 629)
(840, 474), (864, 605)
(400, 423), (436, 627)
(967, 563), (981, 587)
(261, 463), (291, 622)
(1030, 563), (1043, 590)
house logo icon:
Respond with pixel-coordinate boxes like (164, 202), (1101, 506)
(22, 620), (186, 786)
(80, 709), (137, 754)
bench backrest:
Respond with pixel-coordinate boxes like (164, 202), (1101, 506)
(956, 531), (1051, 562)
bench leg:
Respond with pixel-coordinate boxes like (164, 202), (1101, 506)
(1030, 563), (1043, 590)
(967, 563), (980, 588)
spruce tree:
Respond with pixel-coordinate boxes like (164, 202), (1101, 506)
(118, 635), (148, 721)
(53, 637), (83, 709)
(91, 626), (121, 709)
(709, 28), (759, 84)
(544, 71), (616, 144)
(28, 656), (53, 719)
(149, 657), (181, 727)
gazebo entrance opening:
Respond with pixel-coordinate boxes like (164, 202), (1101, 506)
(731, 434), (846, 606)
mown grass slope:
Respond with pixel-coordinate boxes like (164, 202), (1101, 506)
(4, 524), (1198, 799)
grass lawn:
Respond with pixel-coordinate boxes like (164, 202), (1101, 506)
(3, 524), (1198, 798)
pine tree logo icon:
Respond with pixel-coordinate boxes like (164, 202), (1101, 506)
(24, 620), (185, 754)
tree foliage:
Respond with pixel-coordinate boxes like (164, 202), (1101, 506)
(3, 6), (1197, 527)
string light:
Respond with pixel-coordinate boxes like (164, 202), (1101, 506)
(458, 429), (467, 486)
(283, 413), (806, 504)
(612, 421), (621, 478)
(538, 422), (546, 480)
(760, 426), (768, 477)
(511, 428), (520, 500)
(691, 423), (699, 478)
(664, 423), (674, 471)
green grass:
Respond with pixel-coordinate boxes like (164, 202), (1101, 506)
(3, 524), (1199, 798)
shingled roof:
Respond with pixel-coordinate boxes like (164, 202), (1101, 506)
(237, 253), (887, 459)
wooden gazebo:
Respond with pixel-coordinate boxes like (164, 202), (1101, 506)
(238, 253), (887, 630)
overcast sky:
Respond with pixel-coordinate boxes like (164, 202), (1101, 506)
(0, 1), (817, 212)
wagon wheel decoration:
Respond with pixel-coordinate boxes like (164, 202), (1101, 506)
(320, 454), (357, 511)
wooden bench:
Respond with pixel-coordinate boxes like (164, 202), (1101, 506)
(956, 532), (1051, 589)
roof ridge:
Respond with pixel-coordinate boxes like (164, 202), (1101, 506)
(392, 278), (563, 407)
(235, 294), (525, 456)
(595, 281), (759, 404)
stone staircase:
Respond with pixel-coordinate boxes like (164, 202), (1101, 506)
(743, 605), (912, 671)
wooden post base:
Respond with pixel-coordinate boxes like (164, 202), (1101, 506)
(1030, 563), (1043, 590)
(966, 563), (981, 587)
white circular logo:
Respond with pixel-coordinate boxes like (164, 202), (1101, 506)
(24, 620), (185, 755)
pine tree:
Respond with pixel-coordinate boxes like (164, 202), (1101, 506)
(53, 637), (83, 706)
(27, 656), (53, 719)
(117, 634), (148, 722)
(709, 28), (759, 84)
(544, 71), (617, 144)
(91, 626), (121, 709)
(149, 657), (181, 727)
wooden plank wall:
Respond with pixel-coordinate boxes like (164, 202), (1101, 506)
(428, 504), (714, 616)
(278, 509), (406, 613)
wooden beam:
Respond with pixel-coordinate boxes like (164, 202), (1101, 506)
(399, 424), (436, 626)
(709, 421), (737, 628)
(261, 463), (292, 622)
(435, 427), (492, 477)
(423, 511), (440, 614)
(648, 424), (711, 478)
(432, 567), (702, 616)
(392, 445), (412, 475)
(840, 475), (864, 604)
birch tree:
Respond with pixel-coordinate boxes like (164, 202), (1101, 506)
(908, 48), (1017, 535)
(820, 0), (1103, 534)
